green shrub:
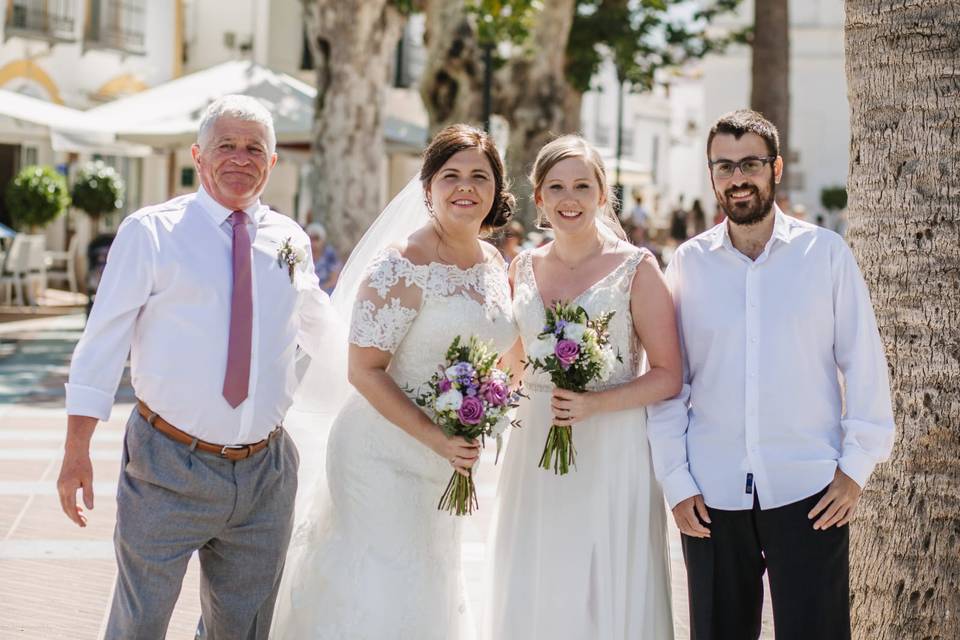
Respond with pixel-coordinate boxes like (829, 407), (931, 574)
(820, 185), (848, 211)
(4, 165), (70, 230)
(71, 161), (125, 219)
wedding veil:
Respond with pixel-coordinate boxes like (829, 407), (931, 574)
(284, 174), (429, 514)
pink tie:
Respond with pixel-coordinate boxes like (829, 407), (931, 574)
(223, 210), (253, 408)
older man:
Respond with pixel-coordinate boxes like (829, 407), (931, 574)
(648, 110), (895, 640)
(56, 95), (332, 639)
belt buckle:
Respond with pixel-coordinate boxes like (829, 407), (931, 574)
(220, 444), (249, 459)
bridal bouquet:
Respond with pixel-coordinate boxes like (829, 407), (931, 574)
(412, 335), (522, 516)
(525, 302), (619, 475)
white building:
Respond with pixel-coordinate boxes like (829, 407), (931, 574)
(579, 59), (674, 227)
(0, 0), (178, 240)
(668, 0), (848, 226)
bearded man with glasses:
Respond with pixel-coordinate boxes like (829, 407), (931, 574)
(647, 109), (895, 640)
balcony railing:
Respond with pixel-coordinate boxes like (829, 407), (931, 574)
(86, 0), (145, 54)
(6, 0), (77, 42)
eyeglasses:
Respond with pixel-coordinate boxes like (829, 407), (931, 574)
(709, 156), (776, 179)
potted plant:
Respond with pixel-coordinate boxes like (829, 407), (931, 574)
(70, 160), (125, 227)
(4, 165), (70, 232)
(70, 161), (125, 314)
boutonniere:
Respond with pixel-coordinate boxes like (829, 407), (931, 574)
(277, 237), (306, 283)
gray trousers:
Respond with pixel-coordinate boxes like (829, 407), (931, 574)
(105, 408), (299, 640)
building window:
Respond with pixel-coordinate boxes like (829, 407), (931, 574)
(21, 145), (38, 167)
(86, 0), (146, 54)
(5, 0), (77, 42)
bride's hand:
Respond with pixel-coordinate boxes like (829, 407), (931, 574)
(428, 430), (480, 477)
(551, 389), (599, 425)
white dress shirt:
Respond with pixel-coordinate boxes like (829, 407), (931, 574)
(66, 187), (334, 444)
(647, 207), (895, 510)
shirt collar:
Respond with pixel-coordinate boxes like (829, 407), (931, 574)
(195, 186), (265, 227)
(708, 204), (794, 252)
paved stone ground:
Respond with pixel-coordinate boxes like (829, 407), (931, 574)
(0, 315), (773, 639)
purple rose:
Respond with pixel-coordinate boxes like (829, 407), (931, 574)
(438, 377), (452, 393)
(554, 339), (580, 368)
(457, 396), (485, 425)
(480, 380), (510, 406)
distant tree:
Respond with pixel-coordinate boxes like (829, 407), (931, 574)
(302, 0), (419, 254)
(819, 185), (847, 212)
(420, 0), (746, 221)
(750, 0), (789, 188)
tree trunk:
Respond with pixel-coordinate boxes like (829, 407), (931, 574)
(418, 0), (485, 134)
(750, 0), (789, 190)
(303, 0), (405, 257)
(845, 2), (960, 639)
(494, 0), (578, 225)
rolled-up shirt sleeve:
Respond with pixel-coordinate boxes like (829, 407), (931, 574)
(65, 217), (155, 420)
(646, 255), (701, 508)
(831, 241), (895, 488)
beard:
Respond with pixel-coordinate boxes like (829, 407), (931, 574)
(714, 174), (776, 227)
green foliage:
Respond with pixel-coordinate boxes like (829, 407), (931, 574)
(466, 0), (539, 46)
(566, 0), (748, 93)
(70, 161), (125, 219)
(821, 185), (848, 211)
(4, 165), (70, 230)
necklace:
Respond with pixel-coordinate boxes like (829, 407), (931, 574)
(549, 236), (607, 271)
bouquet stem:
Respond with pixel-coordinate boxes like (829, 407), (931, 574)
(438, 469), (479, 516)
(539, 424), (577, 475)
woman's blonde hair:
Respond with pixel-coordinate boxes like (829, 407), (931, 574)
(529, 134), (626, 239)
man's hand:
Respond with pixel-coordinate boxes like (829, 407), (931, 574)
(672, 494), (711, 538)
(808, 468), (862, 530)
(56, 416), (98, 527)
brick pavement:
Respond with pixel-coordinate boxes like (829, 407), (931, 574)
(0, 315), (773, 639)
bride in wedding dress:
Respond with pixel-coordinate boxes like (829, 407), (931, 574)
(271, 124), (517, 639)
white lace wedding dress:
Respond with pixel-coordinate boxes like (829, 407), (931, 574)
(271, 247), (516, 639)
(483, 248), (674, 640)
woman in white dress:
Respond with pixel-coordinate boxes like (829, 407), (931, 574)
(272, 125), (517, 639)
(484, 135), (681, 639)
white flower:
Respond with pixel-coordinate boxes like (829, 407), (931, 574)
(527, 334), (557, 361)
(598, 347), (617, 381)
(292, 245), (308, 265)
(491, 415), (511, 437)
(435, 389), (464, 411)
(563, 322), (588, 342)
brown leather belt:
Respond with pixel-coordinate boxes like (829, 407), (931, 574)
(137, 400), (278, 461)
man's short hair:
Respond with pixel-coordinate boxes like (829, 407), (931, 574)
(197, 95), (277, 153)
(707, 109), (780, 159)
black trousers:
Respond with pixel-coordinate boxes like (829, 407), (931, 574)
(681, 488), (850, 640)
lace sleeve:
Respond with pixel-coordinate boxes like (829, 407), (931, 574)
(348, 249), (424, 353)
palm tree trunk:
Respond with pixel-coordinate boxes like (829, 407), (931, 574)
(845, 2), (960, 638)
(751, 0), (789, 190)
(303, 0), (406, 257)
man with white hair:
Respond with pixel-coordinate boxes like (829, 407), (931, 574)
(56, 95), (333, 639)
